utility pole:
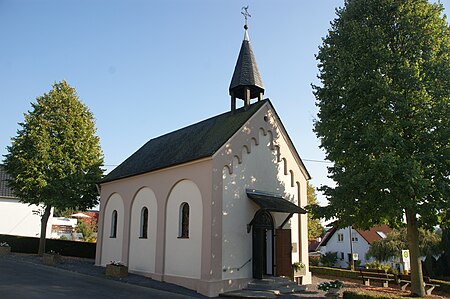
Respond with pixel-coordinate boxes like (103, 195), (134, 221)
(349, 226), (355, 270)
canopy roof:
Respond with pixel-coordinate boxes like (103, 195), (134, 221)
(246, 189), (306, 214)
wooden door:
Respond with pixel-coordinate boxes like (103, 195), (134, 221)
(276, 229), (293, 278)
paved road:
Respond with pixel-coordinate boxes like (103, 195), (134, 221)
(0, 256), (196, 299)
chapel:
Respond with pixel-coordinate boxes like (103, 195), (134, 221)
(96, 20), (312, 297)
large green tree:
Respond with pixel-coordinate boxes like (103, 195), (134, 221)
(307, 182), (325, 239)
(3, 81), (103, 254)
(312, 0), (449, 296)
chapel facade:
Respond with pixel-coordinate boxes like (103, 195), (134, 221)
(95, 23), (312, 297)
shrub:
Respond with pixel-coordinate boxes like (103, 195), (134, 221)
(321, 251), (338, 267)
(318, 280), (344, 291)
(365, 261), (396, 274)
(310, 256), (320, 266)
(309, 266), (359, 280)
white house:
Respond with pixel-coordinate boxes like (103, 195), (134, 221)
(96, 25), (312, 297)
(50, 217), (78, 240)
(0, 165), (53, 238)
(318, 225), (391, 268)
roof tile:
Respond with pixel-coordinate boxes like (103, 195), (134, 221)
(101, 100), (268, 183)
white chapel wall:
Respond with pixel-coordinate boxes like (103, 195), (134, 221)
(128, 187), (158, 273)
(101, 193), (124, 266)
(222, 129), (300, 280)
(164, 180), (203, 279)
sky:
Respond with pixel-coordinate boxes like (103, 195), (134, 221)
(1, 0), (448, 206)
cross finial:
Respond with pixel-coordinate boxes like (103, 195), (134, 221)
(241, 6), (251, 29)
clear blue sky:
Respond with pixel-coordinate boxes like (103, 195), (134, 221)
(1, 1), (448, 205)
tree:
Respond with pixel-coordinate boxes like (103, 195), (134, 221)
(321, 251), (338, 267)
(307, 182), (325, 239)
(76, 219), (97, 243)
(3, 81), (103, 255)
(312, 0), (449, 296)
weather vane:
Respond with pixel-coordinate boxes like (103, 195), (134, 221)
(241, 6), (251, 29)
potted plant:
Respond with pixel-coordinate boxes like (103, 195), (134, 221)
(318, 280), (344, 299)
(0, 242), (11, 255)
(292, 262), (305, 274)
(106, 261), (128, 278)
(43, 250), (61, 265)
(292, 261), (306, 284)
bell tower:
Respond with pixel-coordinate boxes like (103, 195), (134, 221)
(229, 7), (265, 111)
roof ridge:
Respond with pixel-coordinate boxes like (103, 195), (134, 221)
(146, 100), (268, 144)
(101, 100), (269, 183)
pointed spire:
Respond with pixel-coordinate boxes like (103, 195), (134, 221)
(229, 7), (264, 111)
(243, 25), (250, 41)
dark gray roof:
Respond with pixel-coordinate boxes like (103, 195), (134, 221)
(101, 100), (269, 183)
(247, 189), (307, 214)
(229, 39), (264, 100)
(0, 165), (16, 198)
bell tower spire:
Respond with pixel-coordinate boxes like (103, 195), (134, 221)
(229, 6), (265, 112)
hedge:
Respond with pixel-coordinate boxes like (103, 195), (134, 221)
(310, 266), (360, 280)
(0, 234), (96, 259)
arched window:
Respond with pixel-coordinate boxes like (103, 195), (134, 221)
(178, 202), (189, 238)
(140, 207), (148, 238)
(110, 210), (118, 238)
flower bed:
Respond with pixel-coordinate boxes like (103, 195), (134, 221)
(106, 262), (128, 278)
(0, 242), (11, 255)
(43, 251), (61, 265)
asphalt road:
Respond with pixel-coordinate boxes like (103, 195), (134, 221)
(0, 257), (197, 299)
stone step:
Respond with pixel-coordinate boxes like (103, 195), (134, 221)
(250, 277), (298, 286)
(219, 289), (277, 299)
(247, 283), (306, 294)
(219, 276), (308, 298)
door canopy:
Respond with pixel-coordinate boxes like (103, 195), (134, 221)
(246, 189), (307, 214)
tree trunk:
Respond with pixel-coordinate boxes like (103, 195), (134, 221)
(405, 209), (425, 297)
(38, 205), (52, 255)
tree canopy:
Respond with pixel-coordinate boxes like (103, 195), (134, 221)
(312, 0), (449, 296)
(4, 80), (103, 253)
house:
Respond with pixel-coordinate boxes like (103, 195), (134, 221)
(0, 165), (53, 238)
(308, 239), (321, 257)
(50, 217), (78, 239)
(51, 211), (99, 240)
(95, 24), (312, 297)
(318, 225), (391, 268)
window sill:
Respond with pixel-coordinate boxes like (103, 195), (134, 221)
(177, 236), (189, 239)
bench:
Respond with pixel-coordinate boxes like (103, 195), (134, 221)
(359, 268), (395, 288)
(397, 274), (440, 295)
